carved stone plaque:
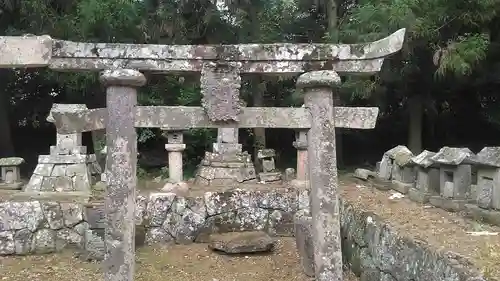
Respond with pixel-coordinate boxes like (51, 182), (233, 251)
(201, 62), (242, 122)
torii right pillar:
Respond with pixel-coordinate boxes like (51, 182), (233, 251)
(297, 70), (379, 281)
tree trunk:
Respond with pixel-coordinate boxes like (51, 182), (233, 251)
(251, 77), (267, 172)
(326, 0), (339, 42)
(0, 92), (14, 157)
(408, 95), (423, 154)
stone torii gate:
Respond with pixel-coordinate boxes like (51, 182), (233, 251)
(0, 29), (405, 281)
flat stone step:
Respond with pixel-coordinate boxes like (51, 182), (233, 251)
(208, 231), (276, 254)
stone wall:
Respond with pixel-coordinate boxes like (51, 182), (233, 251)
(0, 187), (308, 256)
(340, 199), (489, 281)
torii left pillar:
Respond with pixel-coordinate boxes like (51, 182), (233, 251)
(100, 69), (146, 281)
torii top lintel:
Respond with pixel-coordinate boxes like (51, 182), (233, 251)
(0, 29), (405, 74)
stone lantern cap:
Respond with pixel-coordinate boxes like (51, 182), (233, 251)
(0, 157), (25, 167)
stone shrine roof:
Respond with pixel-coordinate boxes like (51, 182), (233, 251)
(410, 150), (436, 168)
(470, 146), (500, 168)
(429, 147), (474, 166)
(384, 145), (413, 166)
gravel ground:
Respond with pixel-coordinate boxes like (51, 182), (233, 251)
(342, 175), (500, 280)
(0, 238), (358, 281)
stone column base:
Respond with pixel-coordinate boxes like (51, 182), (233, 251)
(24, 154), (101, 192)
(293, 210), (314, 277)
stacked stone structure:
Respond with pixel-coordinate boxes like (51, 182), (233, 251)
(24, 104), (101, 193)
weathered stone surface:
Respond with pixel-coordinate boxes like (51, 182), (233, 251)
(14, 228), (33, 255)
(145, 227), (174, 245)
(284, 168), (296, 181)
(259, 172), (281, 182)
(354, 168), (376, 181)
(300, 70), (343, 281)
(101, 68), (144, 281)
(384, 145), (414, 166)
(32, 228), (56, 254)
(54, 105), (384, 135)
(0, 201), (44, 231)
(0, 157), (25, 166)
(201, 62), (242, 122)
(79, 229), (105, 261)
(0, 231), (15, 254)
(293, 199), (491, 281)
(472, 146), (500, 167)
(294, 210), (315, 277)
(161, 182), (189, 196)
(430, 147), (474, 166)
(428, 196), (467, 212)
(208, 231), (275, 254)
(38, 28), (406, 73)
(465, 204), (500, 227)
(257, 149), (276, 159)
(25, 154), (100, 193)
(162, 197), (206, 244)
(390, 180), (412, 194)
(411, 150), (436, 168)
(0, 35), (52, 67)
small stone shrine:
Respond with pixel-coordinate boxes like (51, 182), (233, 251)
(24, 104), (101, 192)
(377, 145), (414, 182)
(408, 150), (440, 203)
(257, 149), (281, 183)
(0, 157), (25, 190)
(468, 147), (500, 211)
(428, 147), (474, 211)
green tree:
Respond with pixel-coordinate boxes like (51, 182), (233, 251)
(340, 0), (499, 153)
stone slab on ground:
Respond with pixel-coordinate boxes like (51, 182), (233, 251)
(390, 180), (412, 194)
(208, 231), (276, 254)
(407, 187), (431, 203)
(353, 168), (375, 181)
(464, 204), (500, 227)
(428, 196), (468, 212)
(371, 177), (392, 191)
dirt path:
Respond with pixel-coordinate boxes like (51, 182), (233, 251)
(341, 175), (500, 279)
(0, 238), (358, 281)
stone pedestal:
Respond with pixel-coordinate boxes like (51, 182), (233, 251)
(194, 128), (256, 186)
(24, 153), (101, 192)
(24, 103), (101, 193)
(164, 131), (186, 183)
